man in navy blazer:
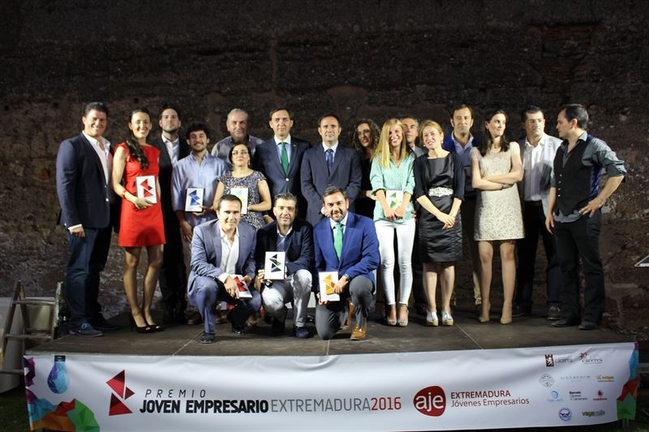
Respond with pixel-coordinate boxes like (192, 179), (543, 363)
(150, 104), (192, 325)
(187, 194), (261, 344)
(253, 108), (310, 219)
(313, 186), (379, 340)
(254, 192), (314, 338)
(56, 102), (113, 337)
(301, 114), (362, 226)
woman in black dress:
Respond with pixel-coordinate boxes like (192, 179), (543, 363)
(413, 120), (464, 327)
(350, 119), (380, 218)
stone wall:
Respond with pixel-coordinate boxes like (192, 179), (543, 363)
(1, 0), (647, 331)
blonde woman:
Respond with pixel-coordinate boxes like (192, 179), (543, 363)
(370, 118), (416, 326)
(413, 120), (464, 327)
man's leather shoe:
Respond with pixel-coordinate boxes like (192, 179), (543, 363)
(350, 323), (367, 340)
(199, 332), (215, 344)
(88, 316), (119, 331)
(231, 326), (246, 335)
(341, 302), (355, 330)
(547, 306), (562, 321)
(187, 311), (203, 326)
(551, 318), (579, 328)
(512, 305), (531, 318)
(293, 326), (310, 339)
(578, 320), (598, 331)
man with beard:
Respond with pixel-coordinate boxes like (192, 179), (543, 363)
(151, 104), (191, 325)
(211, 108), (264, 168)
(254, 193), (314, 338)
(313, 186), (379, 341)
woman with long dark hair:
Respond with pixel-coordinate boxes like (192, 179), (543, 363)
(470, 109), (523, 325)
(351, 119), (380, 218)
(112, 107), (165, 333)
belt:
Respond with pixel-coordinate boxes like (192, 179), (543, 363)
(525, 200), (542, 207)
(428, 187), (453, 197)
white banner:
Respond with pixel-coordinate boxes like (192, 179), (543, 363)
(24, 342), (638, 431)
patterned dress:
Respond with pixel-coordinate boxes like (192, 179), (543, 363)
(218, 170), (266, 229)
(471, 143), (524, 241)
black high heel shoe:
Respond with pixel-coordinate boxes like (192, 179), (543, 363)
(145, 318), (164, 332)
(130, 315), (154, 333)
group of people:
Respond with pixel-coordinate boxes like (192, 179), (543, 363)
(55, 101), (626, 343)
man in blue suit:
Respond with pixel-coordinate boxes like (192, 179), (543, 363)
(255, 192), (314, 338)
(56, 102), (114, 337)
(313, 186), (379, 340)
(301, 114), (362, 226)
(187, 194), (261, 344)
(253, 108), (310, 219)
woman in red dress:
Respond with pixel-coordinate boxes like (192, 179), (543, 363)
(111, 107), (165, 333)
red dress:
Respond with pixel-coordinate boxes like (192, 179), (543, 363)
(116, 143), (166, 247)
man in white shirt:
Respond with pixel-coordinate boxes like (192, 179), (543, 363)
(514, 106), (563, 320)
(187, 195), (261, 343)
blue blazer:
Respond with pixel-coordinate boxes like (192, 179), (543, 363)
(313, 212), (379, 290)
(253, 137), (310, 198)
(300, 145), (362, 226)
(254, 218), (314, 276)
(56, 133), (110, 229)
(187, 220), (257, 296)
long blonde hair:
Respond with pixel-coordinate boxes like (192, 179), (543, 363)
(374, 118), (408, 168)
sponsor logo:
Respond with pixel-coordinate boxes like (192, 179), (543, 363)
(579, 352), (603, 364)
(414, 386), (446, 417)
(582, 410), (605, 417)
(593, 390), (608, 401)
(568, 391), (587, 401)
(539, 373), (555, 387)
(559, 407), (572, 421)
(107, 370), (135, 416)
(545, 354), (555, 367)
(547, 391), (563, 402)
(559, 375), (591, 382)
(597, 375), (614, 383)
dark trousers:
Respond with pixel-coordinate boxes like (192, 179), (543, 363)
(554, 212), (605, 323)
(159, 215), (187, 313)
(65, 228), (99, 327)
(316, 275), (373, 340)
(411, 224), (426, 308)
(85, 225), (113, 321)
(515, 203), (562, 310)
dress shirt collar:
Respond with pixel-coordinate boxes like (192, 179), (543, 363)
(219, 225), (240, 241)
(82, 131), (104, 148)
(274, 135), (292, 145)
(329, 213), (349, 231)
(322, 142), (339, 153)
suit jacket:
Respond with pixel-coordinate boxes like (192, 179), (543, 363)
(313, 212), (379, 290)
(56, 133), (110, 229)
(253, 136), (310, 201)
(187, 220), (257, 295)
(254, 218), (314, 276)
(300, 145), (362, 226)
(150, 136), (191, 223)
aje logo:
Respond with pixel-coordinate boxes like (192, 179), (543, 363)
(414, 386), (446, 417)
(107, 370), (135, 416)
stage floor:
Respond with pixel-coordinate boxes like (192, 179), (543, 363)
(26, 304), (635, 358)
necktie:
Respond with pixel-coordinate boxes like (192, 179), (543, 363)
(280, 142), (289, 175)
(334, 223), (343, 259)
(326, 148), (333, 175)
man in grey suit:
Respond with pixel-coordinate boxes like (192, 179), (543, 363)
(300, 114), (362, 226)
(253, 108), (310, 219)
(56, 102), (114, 337)
(187, 194), (262, 344)
(211, 108), (264, 167)
(151, 104), (192, 325)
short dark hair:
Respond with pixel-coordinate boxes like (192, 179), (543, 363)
(83, 102), (108, 117)
(322, 185), (347, 201)
(317, 113), (341, 127)
(400, 115), (420, 124)
(450, 104), (474, 119)
(185, 122), (211, 140)
(274, 192), (298, 207)
(228, 142), (251, 164)
(520, 105), (543, 122)
(160, 103), (181, 120)
(269, 107), (293, 120)
(218, 194), (243, 210)
(560, 104), (589, 130)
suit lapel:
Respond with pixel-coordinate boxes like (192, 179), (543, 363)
(80, 134), (106, 183)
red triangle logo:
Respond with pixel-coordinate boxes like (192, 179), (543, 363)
(109, 393), (132, 416)
(106, 370), (126, 398)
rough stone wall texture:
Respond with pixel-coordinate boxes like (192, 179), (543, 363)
(1, 1), (648, 332)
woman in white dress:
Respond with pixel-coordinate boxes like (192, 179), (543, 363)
(470, 109), (523, 325)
